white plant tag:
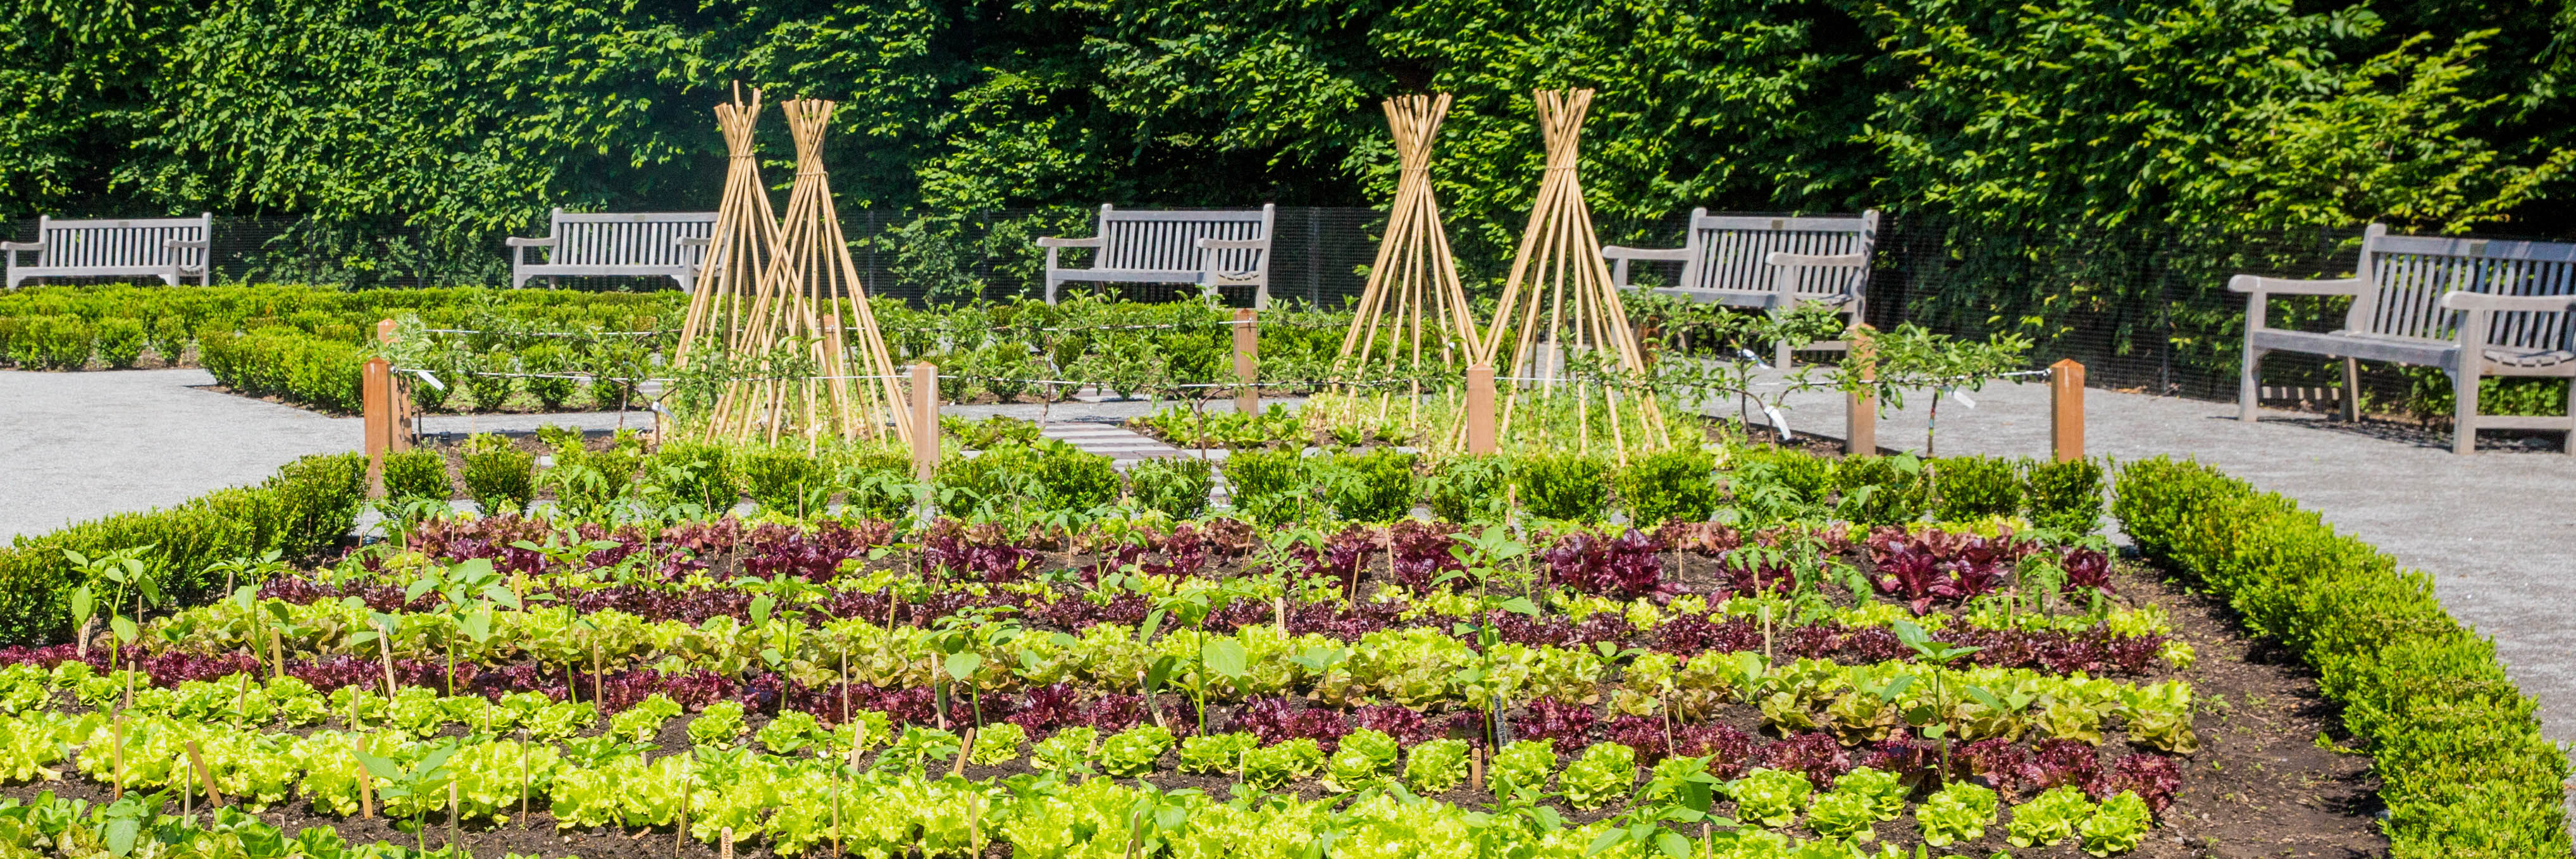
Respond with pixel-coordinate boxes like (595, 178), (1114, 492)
(1761, 404), (1793, 441)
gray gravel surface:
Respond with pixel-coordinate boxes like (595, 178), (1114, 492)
(0, 369), (357, 538)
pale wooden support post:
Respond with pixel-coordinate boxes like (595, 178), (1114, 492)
(2050, 358), (2086, 462)
(1845, 324), (1876, 456)
(910, 362), (939, 483)
(1465, 363), (1497, 454)
(1232, 308), (1259, 414)
(2339, 357), (2361, 423)
(362, 318), (400, 497)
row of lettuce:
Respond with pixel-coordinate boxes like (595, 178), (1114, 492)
(389, 425), (2107, 536)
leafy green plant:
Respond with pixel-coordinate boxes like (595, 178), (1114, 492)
(381, 450), (449, 501)
(757, 710), (823, 754)
(458, 435), (534, 514)
(1320, 448), (1417, 522)
(1242, 738), (1323, 789)
(970, 722), (1027, 765)
(1489, 739), (1557, 794)
(1557, 741), (1636, 810)
(609, 694), (681, 742)
(1616, 448), (1721, 526)
(2006, 785), (2095, 848)
(1032, 440), (1120, 510)
(1096, 725), (1173, 777)
(1127, 457), (1214, 519)
(1424, 454), (1512, 522)
(736, 445), (831, 516)
(2026, 457), (2106, 533)
(93, 318), (146, 369)
(2079, 791), (2153, 856)
(1803, 789), (1877, 841)
(641, 442), (738, 515)
(517, 343), (578, 410)
(1399, 738), (1468, 794)
(1513, 452), (1609, 522)
(1033, 726), (1100, 774)
(1726, 768), (1812, 828)
(11, 316), (90, 370)
(1322, 729), (1401, 793)
(148, 315), (189, 366)
(461, 353), (516, 412)
(1833, 455), (1929, 526)
(1915, 780), (1998, 847)
(1222, 447), (1310, 525)
(1933, 455), (2022, 521)
(1176, 732), (1256, 776)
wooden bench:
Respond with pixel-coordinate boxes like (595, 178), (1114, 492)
(507, 209), (718, 290)
(1604, 209), (1879, 366)
(2232, 223), (2576, 454)
(1036, 204), (1277, 306)
(3, 213), (213, 288)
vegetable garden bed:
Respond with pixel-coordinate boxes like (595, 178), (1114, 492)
(0, 434), (2451, 859)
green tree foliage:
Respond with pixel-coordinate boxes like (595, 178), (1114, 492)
(0, 0), (2563, 273)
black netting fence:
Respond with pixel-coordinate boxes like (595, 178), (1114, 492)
(8, 208), (2561, 415)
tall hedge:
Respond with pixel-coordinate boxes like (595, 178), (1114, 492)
(2113, 457), (2570, 858)
(0, 452), (366, 645)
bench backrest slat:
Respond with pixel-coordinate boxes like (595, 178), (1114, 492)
(2354, 226), (2576, 349)
(1096, 205), (1272, 275)
(548, 210), (716, 268)
(37, 214), (209, 270)
(1681, 209), (1877, 297)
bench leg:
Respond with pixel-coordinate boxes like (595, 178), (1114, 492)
(2238, 347), (2262, 422)
(2339, 357), (2360, 422)
(2565, 378), (2575, 455)
(2452, 368), (2479, 455)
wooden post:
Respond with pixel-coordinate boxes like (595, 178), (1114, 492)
(1465, 363), (1497, 454)
(911, 362), (938, 483)
(379, 319), (409, 451)
(2050, 359), (2086, 462)
(363, 319), (399, 497)
(1845, 324), (1876, 456)
(1232, 308), (1259, 414)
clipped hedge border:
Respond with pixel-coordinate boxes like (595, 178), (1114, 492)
(2114, 457), (2570, 858)
(0, 452), (366, 645)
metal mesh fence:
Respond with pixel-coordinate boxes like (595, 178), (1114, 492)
(8, 208), (2562, 413)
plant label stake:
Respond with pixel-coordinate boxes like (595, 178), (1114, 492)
(184, 740), (224, 808)
(357, 764), (375, 819)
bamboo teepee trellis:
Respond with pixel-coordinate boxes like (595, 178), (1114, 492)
(1470, 88), (1668, 461)
(1331, 94), (1483, 428)
(674, 85), (777, 373)
(698, 98), (910, 447)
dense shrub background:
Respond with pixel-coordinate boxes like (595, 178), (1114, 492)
(0, 0), (2563, 263)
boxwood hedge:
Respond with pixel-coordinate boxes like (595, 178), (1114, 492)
(2114, 457), (2570, 858)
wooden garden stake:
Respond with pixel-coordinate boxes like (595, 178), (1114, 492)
(676, 86), (778, 392)
(1473, 88), (1666, 462)
(267, 625), (285, 681)
(357, 764), (375, 819)
(519, 729), (532, 829)
(593, 641), (604, 703)
(1845, 324), (1877, 455)
(1469, 745), (1484, 793)
(370, 619), (396, 698)
(722, 827), (736, 859)
(2051, 358), (2086, 462)
(910, 362), (939, 485)
(1335, 94), (1484, 444)
(951, 726), (974, 777)
(109, 713), (125, 800)
(696, 96), (908, 445)
(1233, 308), (1260, 414)
(449, 780), (462, 848)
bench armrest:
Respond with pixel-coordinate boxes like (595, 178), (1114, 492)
(505, 236), (557, 247)
(2227, 275), (2363, 295)
(0, 241), (40, 252)
(163, 239), (209, 250)
(1601, 245), (1690, 262)
(2441, 290), (2576, 313)
(1196, 238), (1268, 250)
(674, 237), (711, 247)
(1035, 236), (1102, 249)
(1765, 250), (1866, 268)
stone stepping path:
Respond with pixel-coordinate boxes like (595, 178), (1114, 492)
(1039, 419), (1217, 462)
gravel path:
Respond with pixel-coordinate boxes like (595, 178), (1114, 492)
(9, 369), (2572, 763)
(1755, 378), (2576, 758)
